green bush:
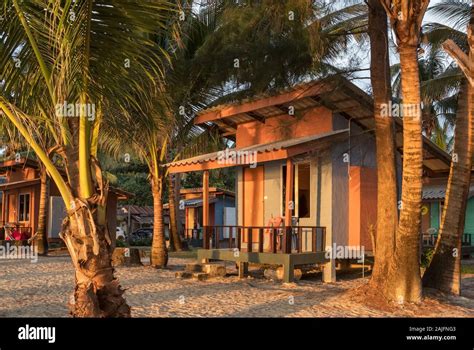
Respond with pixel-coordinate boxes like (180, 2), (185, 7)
(115, 239), (128, 247)
(421, 248), (434, 268)
(130, 238), (152, 246)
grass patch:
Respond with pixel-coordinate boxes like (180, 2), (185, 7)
(461, 264), (474, 274)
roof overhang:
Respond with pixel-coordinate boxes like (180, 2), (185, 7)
(0, 158), (39, 171)
(193, 76), (454, 175)
(164, 129), (349, 174)
(0, 178), (41, 191)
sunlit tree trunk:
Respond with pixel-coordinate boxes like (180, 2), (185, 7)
(61, 145), (130, 317)
(385, 43), (423, 303)
(423, 82), (473, 294)
(423, 4), (474, 295)
(381, 0), (430, 303)
(35, 164), (49, 255)
(368, 0), (398, 285)
(168, 172), (183, 251)
(150, 170), (168, 268)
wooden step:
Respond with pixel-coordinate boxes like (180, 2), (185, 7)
(192, 272), (209, 281)
(185, 263), (203, 273)
(201, 263), (226, 277)
(175, 271), (193, 279)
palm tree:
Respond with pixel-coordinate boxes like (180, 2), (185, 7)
(0, 0), (175, 317)
(423, 0), (474, 295)
(367, 0), (399, 287)
(379, 0), (430, 304)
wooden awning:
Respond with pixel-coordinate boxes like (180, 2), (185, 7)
(164, 129), (349, 174)
(0, 178), (40, 190)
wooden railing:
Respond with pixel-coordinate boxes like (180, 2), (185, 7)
(0, 222), (32, 240)
(422, 233), (473, 247)
(185, 228), (203, 240)
(202, 225), (326, 254)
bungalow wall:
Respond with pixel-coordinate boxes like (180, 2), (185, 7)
(235, 106), (333, 148)
(234, 110), (378, 254)
(423, 197), (474, 235)
(214, 196), (235, 226)
(236, 150), (333, 252)
(1, 165), (119, 243)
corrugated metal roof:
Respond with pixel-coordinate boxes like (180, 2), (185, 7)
(423, 185), (474, 200)
(132, 215), (154, 225)
(193, 76), (453, 174)
(164, 129), (349, 167)
(119, 205), (154, 216)
(182, 198), (218, 208)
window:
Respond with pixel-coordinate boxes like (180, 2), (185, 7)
(18, 193), (30, 222)
(282, 162), (311, 219)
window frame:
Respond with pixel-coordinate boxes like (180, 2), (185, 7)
(18, 192), (31, 222)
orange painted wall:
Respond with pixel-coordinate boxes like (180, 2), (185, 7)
(236, 106), (333, 148)
(8, 168), (37, 182)
(243, 166), (264, 245)
(349, 166), (377, 251)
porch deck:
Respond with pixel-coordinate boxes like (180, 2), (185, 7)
(422, 233), (474, 257)
(197, 225), (329, 283)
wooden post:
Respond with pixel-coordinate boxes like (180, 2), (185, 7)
(284, 158), (294, 227)
(202, 169), (210, 253)
(284, 159), (294, 254)
(237, 227), (241, 251)
(202, 170), (209, 226)
(247, 228), (252, 253)
(297, 227), (302, 253)
(272, 228), (277, 253)
(258, 228), (264, 253)
(311, 227), (317, 252)
(1, 191), (5, 223)
(238, 262), (248, 279)
(283, 227), (292, 254)
(202, 226), (208, 249)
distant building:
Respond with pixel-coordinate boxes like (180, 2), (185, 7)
(0, 158), (130, 243)
(117, 205), (154, 234)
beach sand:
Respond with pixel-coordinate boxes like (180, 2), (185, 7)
(0, 256), (472, 317)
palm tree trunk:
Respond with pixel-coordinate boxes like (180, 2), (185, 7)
(151, 174), (168, 268)
(423, 82), (473, 294)
(384, 43), (424, 303)
(35, 165), (49, 255)
(63, 203), (130, 317)
(60, 147), (130, 317)
(368, 0), (398, 285)
(168, 173), (183, 251)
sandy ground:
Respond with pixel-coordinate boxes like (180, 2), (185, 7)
(0, 255), (473, 317)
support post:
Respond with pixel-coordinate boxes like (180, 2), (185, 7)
(202, 170), (209, 227)
(238, 262), (248, 279)
(282, 255), (294, 283)
(322, 226), (335, 283)
(284, 158), (294, 227)
(201, 170), (210, 264)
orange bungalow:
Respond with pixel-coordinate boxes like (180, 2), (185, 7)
(0, 158), (130, 245)
(164, 76), (454, 283)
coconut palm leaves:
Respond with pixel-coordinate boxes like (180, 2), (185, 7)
(0, 0), (177, 317)
(1, 0), (176, 200)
